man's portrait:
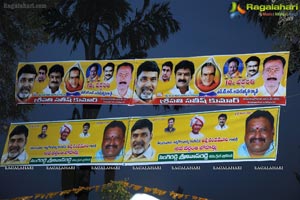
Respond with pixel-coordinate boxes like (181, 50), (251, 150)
(224, 57), (243, 79)
(124, 119), (155, 160)
(43, 64), (64, 94)
(238, 110), (275, 157)
(95, 120), (126, 161)
(1, 125), (29, 163)
(36, 65), (47, 83)
(80, 122), (90, 138)
(59, 123), (72, 145)
(190, 115), (205, 139)
(102, 62), (115, 83)
(112, 62), (134, 98)
(160, 61), (173, 82)
(245, 56), (260, 79)
(164, 117), (176, 133)
(38, 124), (48, 139)
(133, 61), (160, 103)
(195, 59), (220, 92)
(87, 63), (101, 83)
(169, 60), (195, 95)
(65, 65), (84, 92)
(15, 64), (37, 103)
(215, 113), (228, 130)
(259, 55), (286, 96)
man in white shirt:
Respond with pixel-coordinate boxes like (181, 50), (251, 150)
(112, 62), (134, 98)
(79, 122), (90, 138)
(259, 55), (286, 96)
(124, 119), (155, 161)
(1, 125), (29, 163)
(215, 113), (228, 130)
(43, 64), (64, 95)
(133, 61), (160, 103)
(169, 60), (195, 95)
(189, 115), (205, 139)
(59, 123), (72, 145)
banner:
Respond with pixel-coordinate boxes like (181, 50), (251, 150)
(15, 52), (289, 105)
(1, 106), (279, 166)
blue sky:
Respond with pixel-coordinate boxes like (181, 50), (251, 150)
(1, 0), (300, 199)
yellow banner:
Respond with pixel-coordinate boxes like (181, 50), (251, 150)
(1, 106), (279, 165)
(15, 52), (289, 105)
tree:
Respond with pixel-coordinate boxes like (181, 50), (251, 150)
(240, 0), (300, 77)
(42, 0), (180, 199)
(0, 0), (52, 133)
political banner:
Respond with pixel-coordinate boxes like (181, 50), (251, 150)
(1, 106), (279, 166)
(15, 52), (288, 105)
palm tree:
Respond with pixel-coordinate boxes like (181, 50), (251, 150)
(239, 0), (300, 76)
(42, 0), (180, 199)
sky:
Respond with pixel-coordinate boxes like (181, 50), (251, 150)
(1, 0), (300, 200)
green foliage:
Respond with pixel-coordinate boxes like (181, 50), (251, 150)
(240, 0), (300, 76)
(42, 0), (180, 60)
(0, 0), (52, 133)
(100, 181), (131, 200)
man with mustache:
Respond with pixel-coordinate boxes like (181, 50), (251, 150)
(215, 113), (228, 131)
(43, 64), (64, 94)
(133, 61), (160, 103)
(87, 63), (100, 83)
(15, 64), (37, 103)
(245, 56), (260, 79)
(102, 62), (115, 83)
(259, 55), (286, 96)
(79, 122), (90, 138)
(224, 57), (242, 79)
(238, 110), (275, 157)
(169, 60), (195, 95)
(124, 119), (155, 161)
(1, 125), (29, 163)
(112, 62), (134, 98)
(95, 121), (126, 161)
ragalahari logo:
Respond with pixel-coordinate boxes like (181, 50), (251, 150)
(229, 1), (247, 19)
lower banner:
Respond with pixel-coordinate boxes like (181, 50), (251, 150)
(1, 106), (279, 166)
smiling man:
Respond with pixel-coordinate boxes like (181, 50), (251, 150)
(169, 60), (195, 95)
(59, 123), (72, 145)
(133, 61), (160, 103)
(189, 115), (205, 139)
(43, 64), (64, 94)
(259, 55), (286, 96)
(196, 60), (219, 92)
(238, 110), (275, 157)
(124, 119), (155, 161)
(95, 121), (126, 161)
(15, 64), (37, 103)
(1, 125), (29, 163)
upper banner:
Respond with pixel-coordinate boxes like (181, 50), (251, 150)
(15, 52), (289, 105)
(1, 106), (279, 166)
